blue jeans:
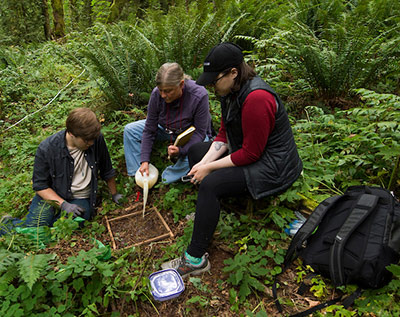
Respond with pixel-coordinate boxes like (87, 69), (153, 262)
(25, 194), (92, 227)
(0, 195), (92, 236)
(0, 217), (23, 236)
(124, 119), (192, 184)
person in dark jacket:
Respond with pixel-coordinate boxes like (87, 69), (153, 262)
(161, 42), (303, 277)
(1, 108), (122, 234)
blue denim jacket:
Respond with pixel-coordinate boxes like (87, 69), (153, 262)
(32, 130), (116, 209)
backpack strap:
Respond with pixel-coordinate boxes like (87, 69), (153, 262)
(330, 194), (379, 285)
(288, 287), (363, 317)
(289, 296), (342, 317)
(285, 195), (341, 264)
(274, 195), (341, 313)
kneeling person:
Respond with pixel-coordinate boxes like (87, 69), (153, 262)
(25, 107), (122, 227)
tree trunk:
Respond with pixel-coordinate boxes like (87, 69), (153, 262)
(18, 2), (30, 39)
(83, 0), (93, 28)
(51, 0), (65, 39)
(41, 0), (51, 40)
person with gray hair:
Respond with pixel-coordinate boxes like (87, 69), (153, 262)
(124, 62), (212, 183)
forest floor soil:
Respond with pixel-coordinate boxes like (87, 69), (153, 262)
(49, 187), (339, 316)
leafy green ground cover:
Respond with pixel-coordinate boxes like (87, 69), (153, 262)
(1, 1), (400, 315)
(1, 47), (399, 316)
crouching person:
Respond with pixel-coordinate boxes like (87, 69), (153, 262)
(24, 107), (122, 227)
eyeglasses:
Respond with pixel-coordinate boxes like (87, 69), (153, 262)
(210, 69), (231, 86)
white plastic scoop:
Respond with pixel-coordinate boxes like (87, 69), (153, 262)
(135, 163), (159, 217)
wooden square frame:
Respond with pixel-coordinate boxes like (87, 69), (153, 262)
(105, 206), (174, 250)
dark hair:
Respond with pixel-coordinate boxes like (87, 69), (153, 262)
(66, 108), (101, 141)
(231, 62), (257, 93)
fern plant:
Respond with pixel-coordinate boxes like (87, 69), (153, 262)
(76, 22), (157, 110)
(255, 22), (399, 102)
(242, 0), (400, 105)
(351, 0), (400, 38)
(76, 0), (245, 111)
(0, 249), (55, 290)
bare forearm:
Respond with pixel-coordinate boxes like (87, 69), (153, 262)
(190, 154), (235, 183)
(205, 155), (235, 172)
(36, 188), (65, 206)
(200, 141), (229, 164)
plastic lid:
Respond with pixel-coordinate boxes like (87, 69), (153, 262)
(149, 269), (185, 301)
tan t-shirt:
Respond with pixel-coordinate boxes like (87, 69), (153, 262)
(68, 147), (91, 199)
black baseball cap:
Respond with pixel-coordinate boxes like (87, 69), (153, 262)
(196, 42), (244, 86)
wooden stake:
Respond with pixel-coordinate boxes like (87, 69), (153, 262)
(155, 208), (174, 238)
(131, 233), (171, 248)
(122, 202), (142, 213)
(105, 216), (117, 250)
(107, 209), (144, 222)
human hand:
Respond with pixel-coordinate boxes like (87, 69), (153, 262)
(139, 162), (149, 177)
(167, 145), (179, 158)
(189, 164), (211, 184)
(61, 201), (84, 217)
(112, 193), (123, 205)
(192, 161), (205, 170)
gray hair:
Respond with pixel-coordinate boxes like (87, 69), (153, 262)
(155, 62), (191, 86)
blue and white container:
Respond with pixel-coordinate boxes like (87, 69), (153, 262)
(149, 269), (185, 301)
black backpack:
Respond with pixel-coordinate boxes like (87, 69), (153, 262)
(273, 186), (400, 315)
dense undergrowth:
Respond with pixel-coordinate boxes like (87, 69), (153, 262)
(1, 0), (399, 316)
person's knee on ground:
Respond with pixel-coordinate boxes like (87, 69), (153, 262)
(25, 203), (58, 227)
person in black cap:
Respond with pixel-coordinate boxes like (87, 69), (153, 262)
(161, 42), (303, 277)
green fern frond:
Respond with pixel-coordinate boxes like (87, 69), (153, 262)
(0, 266), (19, 285)
(17, 253), (56, 290)
(254, 11), (400, 100)
(222, 12), (249, 43)
(0, 250), (24, 273)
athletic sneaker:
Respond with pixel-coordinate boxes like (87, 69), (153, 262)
(161, 252), (211, 278)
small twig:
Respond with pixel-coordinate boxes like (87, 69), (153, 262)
(142, 292), (160, 316)
(148, 240), (171, 246)
(131, 245), (154, 294)
(155, 208), (174, 239)
(132, 233), (171, 247)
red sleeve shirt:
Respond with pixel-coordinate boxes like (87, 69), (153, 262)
(215, 89), (276, 166)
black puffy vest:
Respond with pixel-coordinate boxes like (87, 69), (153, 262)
(221, 76), (302, 199)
